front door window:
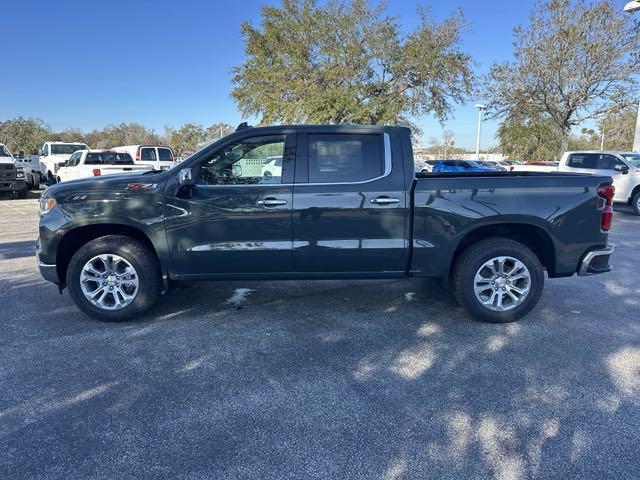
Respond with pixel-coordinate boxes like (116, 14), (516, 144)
(198, 136), (285, 185)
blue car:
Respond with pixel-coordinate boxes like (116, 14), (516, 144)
(432, 160), (499, 173)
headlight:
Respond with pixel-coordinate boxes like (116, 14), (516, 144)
(39, 197), (57, 215)
(16, 166), (25, 179)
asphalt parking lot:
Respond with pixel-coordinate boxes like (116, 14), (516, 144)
(1, 197), (639, 479)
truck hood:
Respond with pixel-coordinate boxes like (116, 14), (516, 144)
(0, 157), (15, 165)
(45, 171), (166, 196)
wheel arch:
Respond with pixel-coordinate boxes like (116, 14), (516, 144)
(56, 223), (161, 285)
(450, 222), (557, 278)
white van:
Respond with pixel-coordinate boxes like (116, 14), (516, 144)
(113, 145), (176, 170)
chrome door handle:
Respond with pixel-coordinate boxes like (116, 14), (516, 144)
(370, 197), (400, 204)
(257, 198), (287, 206)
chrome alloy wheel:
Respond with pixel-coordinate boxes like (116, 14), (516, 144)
(473, 256), (531, 312)
(79, 254), (139, 310)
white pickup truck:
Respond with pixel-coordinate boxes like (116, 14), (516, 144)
(557, 151), (640, 215)
(56, 150), (151, 183)
(40, 141), (89, 184)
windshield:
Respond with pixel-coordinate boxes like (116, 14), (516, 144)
(622, 154), (640, 167)
(51, 144), (88, 155)
(0, 145), (11, 157)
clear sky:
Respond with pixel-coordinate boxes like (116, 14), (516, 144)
(0, 0), (628, 149)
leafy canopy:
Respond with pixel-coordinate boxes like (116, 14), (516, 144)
(231, 0), (473, 132)
(484, 0), (640, 146)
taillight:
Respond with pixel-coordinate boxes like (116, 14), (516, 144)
(93, 168), (101, 176)
(598, 184), (615, 231)
(136, 149), (140, 162)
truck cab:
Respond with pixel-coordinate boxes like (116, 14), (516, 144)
(40, 141), (89, 184)
(0, 144), (27, 198)
(558, 151), (640, 214)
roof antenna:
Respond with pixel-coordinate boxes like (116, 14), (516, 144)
(236, 122), (252, 131)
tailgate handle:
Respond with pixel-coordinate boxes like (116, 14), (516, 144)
(257, 198), (287, 207)
(370, 197), (399, 204)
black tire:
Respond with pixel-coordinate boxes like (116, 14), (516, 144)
(25, 174), (34, 190)
(67, 235), (161, 322)
(47, 172), (56, 185)
(632, 190), (640, 216)
(452, 238), (544, 323)
(16, 189), (28, 199)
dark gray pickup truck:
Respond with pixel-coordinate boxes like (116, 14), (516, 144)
(37, 124), (614, 323)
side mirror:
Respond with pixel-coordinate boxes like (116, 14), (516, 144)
(178, 167), (195, 187)
(614, 164), (630, 175)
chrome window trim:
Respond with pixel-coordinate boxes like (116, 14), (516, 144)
(193, 132), (391, 188)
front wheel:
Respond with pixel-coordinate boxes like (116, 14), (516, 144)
(632, 190), (640, 216)
(67, 235), (161, 322)
(452, 238), (544, 323)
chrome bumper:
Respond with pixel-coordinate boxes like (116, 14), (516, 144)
(578, 245), (614, 276)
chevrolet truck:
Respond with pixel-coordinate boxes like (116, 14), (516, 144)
(37, 125), (615, 323)
(0, 144), (28, 198)
(39, 141), (89, 184)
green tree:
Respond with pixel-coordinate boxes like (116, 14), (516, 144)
(232, 0), (473, 132)
(497, 114), (562, 161)
(484, 0), (640, 155)
(84, 123), (162, 149)
(597, 106), (638, 151)
(0, 117), (52, 155)
(167, 123), (208, 155)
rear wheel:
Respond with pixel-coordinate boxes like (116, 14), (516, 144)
(632, 190), (640, 216)
(452, 238), (544, 323)
(67, 235), (161, 322)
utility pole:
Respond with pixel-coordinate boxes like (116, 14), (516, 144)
(601, 127), (605, 151)
(474, 104), (486, 160)
(634, 100), (640, 152)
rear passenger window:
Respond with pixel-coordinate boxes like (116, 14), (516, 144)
(85, 152), (134, 165)
(158, 148), (173, 161)
(140, 148), (157, 161)
(308, 134), (383, 183)
(597, 154), (623, 170)
(567, 154), (598, 169)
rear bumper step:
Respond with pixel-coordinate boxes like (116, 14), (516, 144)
(578, 245), (614, 276)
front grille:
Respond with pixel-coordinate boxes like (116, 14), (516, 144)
(0, 164), (16, 180)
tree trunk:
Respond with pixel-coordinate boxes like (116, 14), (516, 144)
(559, 131), (569, 161)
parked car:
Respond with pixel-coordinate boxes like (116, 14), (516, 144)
(56, 150), (151, 183)
(39, 141), (90, 184)
(113, 145), (176, 171)
(0, 144), (27, 198)
(37, 124), (614, 323)
(431, 160), (499, 173)
(558, 151), (640, 215)
(261, 156), (283, 179)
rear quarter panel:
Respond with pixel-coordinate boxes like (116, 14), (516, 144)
(411, 174), (611, 277)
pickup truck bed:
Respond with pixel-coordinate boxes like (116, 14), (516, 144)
(37, 124), (614, 323)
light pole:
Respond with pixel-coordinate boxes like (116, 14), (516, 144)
(474, 104), (486, 160)
(625, 2), (640, 151)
